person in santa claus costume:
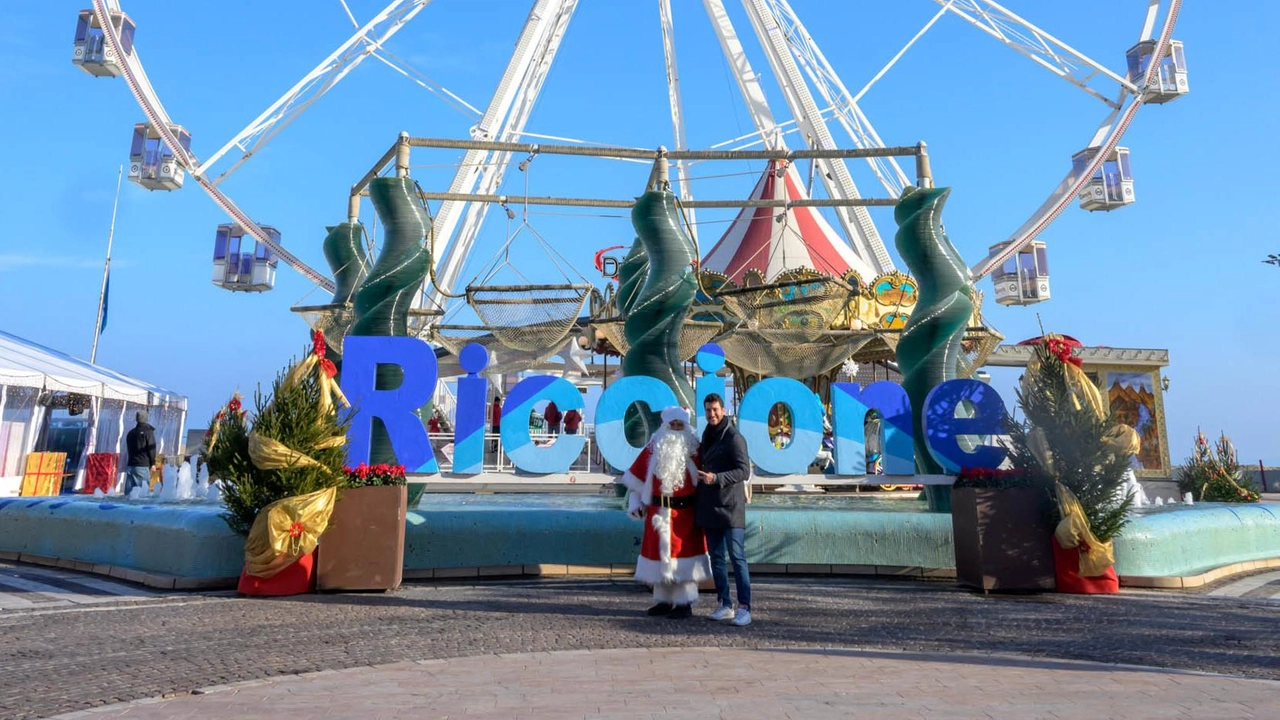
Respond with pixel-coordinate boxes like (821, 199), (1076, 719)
(617, 406), (711, 619)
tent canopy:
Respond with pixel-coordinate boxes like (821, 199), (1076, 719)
(0, 329), (186, 409)
(700, 159), (876, 283)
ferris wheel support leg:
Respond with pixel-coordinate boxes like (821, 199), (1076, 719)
(738, 0), (891, 277)
(658, 0), (697, 241)
(701, 0), (785, 151)
(765, 0), (913, 198)
(423, 0), (577, 312)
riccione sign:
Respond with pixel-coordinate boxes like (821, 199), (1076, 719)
(340, 337), (1008, 479)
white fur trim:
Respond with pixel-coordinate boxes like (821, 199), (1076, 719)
(651, 507), (674, 578)
(661, 406), (690, 425)
(672, 581), (699, 606)
(652, 582), (674, 604)
(635, 554), (711, 586)
(617, 471), (646, 495)
(625, 491), (645, 517)
(653, 580), (699, 605)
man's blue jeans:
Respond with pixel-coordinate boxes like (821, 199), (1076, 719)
(704, 526), (751, 609)
(124, 466), (150, 494)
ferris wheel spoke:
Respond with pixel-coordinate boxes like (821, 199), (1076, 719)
(934, 0), (1140, 108)
(337, 1), (482, 119)
(195, 0), (434, 183)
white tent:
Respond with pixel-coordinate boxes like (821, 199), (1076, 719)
(0, 329), (187, 495)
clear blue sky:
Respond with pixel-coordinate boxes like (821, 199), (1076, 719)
(3, 2), (1276, 465)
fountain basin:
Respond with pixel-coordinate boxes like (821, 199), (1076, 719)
(1, 494), (1277, 589)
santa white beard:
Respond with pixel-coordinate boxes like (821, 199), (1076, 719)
(651, 427), (699, 495)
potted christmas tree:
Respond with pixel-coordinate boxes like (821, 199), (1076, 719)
(316, 462), (408, 592)
(204, 332), (350, 596)
(1177, 431), (1261, 503)
(1006, 336), (1138, 594)
(950, 467), (1056, 592)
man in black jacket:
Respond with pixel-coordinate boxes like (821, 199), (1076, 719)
(124, 410), (157, 495)
(695, 393), (753, 626)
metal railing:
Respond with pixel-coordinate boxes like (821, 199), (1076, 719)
(425, 425), (604, 474)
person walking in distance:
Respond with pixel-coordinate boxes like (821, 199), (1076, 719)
(695, 393), (753, 626)
(124, 409), (157, 494)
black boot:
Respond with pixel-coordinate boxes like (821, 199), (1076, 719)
(666, 604), (693, 619)
(646, 602), (674, 616)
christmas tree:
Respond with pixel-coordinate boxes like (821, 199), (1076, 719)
(1007, 337), (1135, 543)
(1177, 430), (1261, 503)
(205, 334), (350, 536)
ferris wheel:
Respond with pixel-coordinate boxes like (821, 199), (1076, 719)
(73, 0), (1186, 313)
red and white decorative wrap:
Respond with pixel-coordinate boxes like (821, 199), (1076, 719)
(617, 409), (711, 594)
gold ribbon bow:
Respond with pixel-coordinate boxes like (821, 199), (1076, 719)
(1053, 483), (1115, 577)
(243, 487), (337, 578)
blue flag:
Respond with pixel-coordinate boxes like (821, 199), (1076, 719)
(97, 273), (109, 336)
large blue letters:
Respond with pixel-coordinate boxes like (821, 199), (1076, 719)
(737, 378), (824, 475)
(451, 343), (489, 475)
(340, 336), (439, 473)
(340, 341), (1014, 479)
(501, 375), (586, 473)
(922, 379), (1008, 473)
(830, 381), (915, 475)
(594, 376), (678, 472)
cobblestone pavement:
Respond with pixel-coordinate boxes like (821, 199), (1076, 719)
(3, 575), (1279, 719)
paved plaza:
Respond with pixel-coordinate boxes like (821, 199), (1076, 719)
(2, 563), (1279, 719)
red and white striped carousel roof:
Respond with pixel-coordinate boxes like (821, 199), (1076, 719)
(700, 159), (873, 283)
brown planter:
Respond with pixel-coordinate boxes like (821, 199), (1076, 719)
(951, 487), (1055, 593)
(317, 485), (407, 592)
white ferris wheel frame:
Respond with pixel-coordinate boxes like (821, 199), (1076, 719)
(89, 0), (1181, 304)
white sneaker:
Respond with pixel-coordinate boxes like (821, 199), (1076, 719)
(731, 608), (752, 627)
(707, 604), (734, 621)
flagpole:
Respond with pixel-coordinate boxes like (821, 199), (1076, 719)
(91, 165), (123, 365)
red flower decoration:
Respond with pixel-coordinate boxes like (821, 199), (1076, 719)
(1044, 338), (1083, 368)
(228, 397), (242, 413)
(288, 522), (305, 539)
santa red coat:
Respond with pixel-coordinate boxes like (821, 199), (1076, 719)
(619, 443), (711, 586)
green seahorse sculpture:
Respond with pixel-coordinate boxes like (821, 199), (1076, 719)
(615, 240), (648, 317)
(623, 189), (697, 417)
(893, 186), (973, 512)
(350, 176), (433, 466)
(322, 222), (370, 306)
(319, 222), (370, 372)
